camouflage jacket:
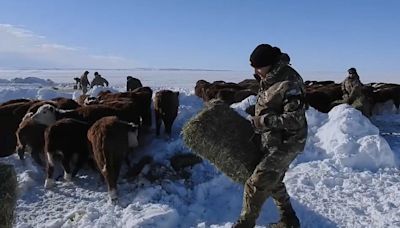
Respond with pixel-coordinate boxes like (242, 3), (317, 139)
(90, 76), (109, 88)
(80, 74), (90, 87)
(341, 74), (364, 103)
(255, 62), (307, 148)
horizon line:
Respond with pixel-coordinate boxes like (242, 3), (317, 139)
(0, 67), (235, 72)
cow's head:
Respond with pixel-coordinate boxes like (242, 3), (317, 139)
(84, 96), (99, 105)
(31, 104), (57, 126)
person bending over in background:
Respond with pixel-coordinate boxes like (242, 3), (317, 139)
(90, 72), (109, 88)
(340, 68), (372, 117)
(342, 68), (363, 102)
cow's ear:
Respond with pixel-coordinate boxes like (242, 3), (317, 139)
(175, 91), (179, 97)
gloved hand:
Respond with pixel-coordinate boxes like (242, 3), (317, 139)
(253, 73), (261, 82)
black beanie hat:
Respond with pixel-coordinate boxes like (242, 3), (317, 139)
(348, 68), (357, 74)
(281, 53), (290, 63)
(250, 44), (282, 68)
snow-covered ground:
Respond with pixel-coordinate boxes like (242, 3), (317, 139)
(0, 71), (399, 228)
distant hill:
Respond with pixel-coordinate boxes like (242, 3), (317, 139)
(0, 77), (55, 85)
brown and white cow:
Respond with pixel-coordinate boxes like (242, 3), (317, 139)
(16, 112), (47, 165)
(0, 100), (41, 157)
(87, 116), (139, 202)
(194, 80), (211, 99)
(305, 83), (343, 113)
(27, 98), (80, 114)
(31, 101), (142, 127)
(44, 118), (91, 188)
(95, 87), (153, 128)
(0, 98), (32, 107)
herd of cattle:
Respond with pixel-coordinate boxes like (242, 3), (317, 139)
(1, 76), (399, 202)
(0, 79), (179, 202)
(195, 79), (400, 114)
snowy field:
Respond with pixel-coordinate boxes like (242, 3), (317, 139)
(0, 70), (399, 228)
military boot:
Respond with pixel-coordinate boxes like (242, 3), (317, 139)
(268, 210), (300, 228)
(268, 217), (300, 228)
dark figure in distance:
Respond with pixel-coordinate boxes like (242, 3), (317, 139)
(90, 72), (109, 88)
(80, 71), (90, 94)
(126, 76), (143, 91)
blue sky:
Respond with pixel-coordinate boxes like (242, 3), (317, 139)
(0, 0), (399, 81)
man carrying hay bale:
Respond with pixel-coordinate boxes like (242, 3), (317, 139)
(233, 44), (308, 228)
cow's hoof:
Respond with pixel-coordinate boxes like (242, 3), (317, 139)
(44, 178), (55, 188)
(108, 189), (118, 203)
(64, 172), (72, 182)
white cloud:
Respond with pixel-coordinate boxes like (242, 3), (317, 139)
(38, 44), (78, 52)
(0, 24), (137, 68)
(0, 24), (45, 39)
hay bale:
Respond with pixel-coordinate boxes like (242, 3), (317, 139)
(182, 100), (261, 184)
(0, 163), (17, 228)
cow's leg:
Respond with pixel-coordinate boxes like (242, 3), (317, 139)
(16, 138), (26, 161)
(164, 121), (172, 136)
(104, 162), (121, 203)
(16, 144), (25, 161)
(163, 118), (173, 138)
(31, 148), (44, 166)
(125, 150), (132, 169)
(71, 152), (87, 177)
(141, 109), (152, 130)
(155, 111), (162, 136)
(62, 154), (72, 182)
(44, 152), (56, 188)
(103, 168), (117, 202)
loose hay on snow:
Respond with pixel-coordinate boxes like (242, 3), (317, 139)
(0, 163), (17, 228)
(182, 100), (261, 184)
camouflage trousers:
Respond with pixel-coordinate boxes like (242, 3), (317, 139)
(236, 143), (304, 228)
